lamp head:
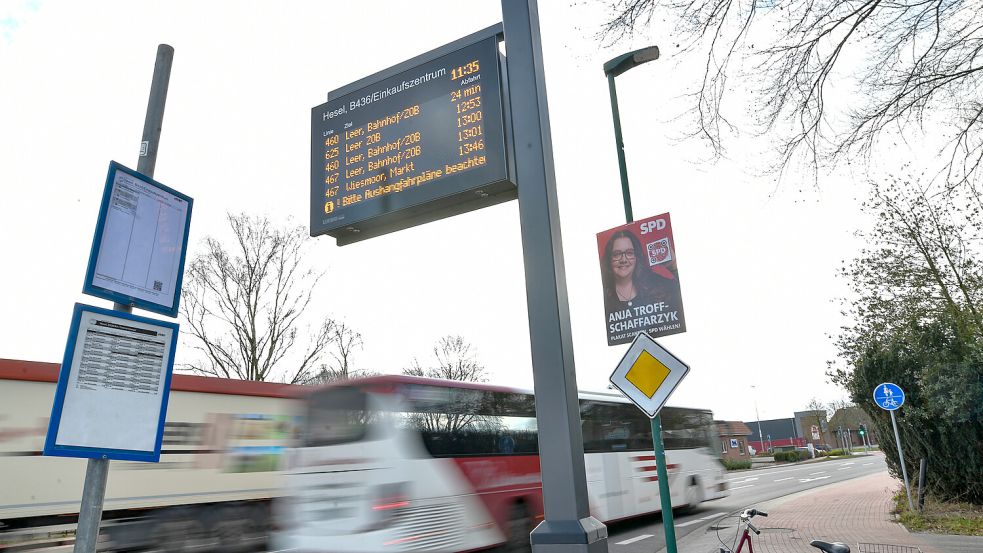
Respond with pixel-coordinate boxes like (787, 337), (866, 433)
(604, 46), (660, 77)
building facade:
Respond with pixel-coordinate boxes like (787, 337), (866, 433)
(717, 420), (753, 460)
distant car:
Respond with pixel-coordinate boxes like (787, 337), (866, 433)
(814, 444), (831, 452)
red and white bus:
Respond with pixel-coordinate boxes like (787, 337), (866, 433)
(272, 375), (728, 552)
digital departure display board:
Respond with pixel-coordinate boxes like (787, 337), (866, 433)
(311, 30), (514, 244)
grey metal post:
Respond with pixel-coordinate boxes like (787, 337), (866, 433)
(74, 44), (173, 553)
(73, 459), (109, 553)
(136, 44), (174, 177)
(501, 2), (607, 551)
(891, 411), (914, 511)
(917, 458), (927, 511)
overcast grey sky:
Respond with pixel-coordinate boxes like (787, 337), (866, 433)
(0, 0), (870, 422)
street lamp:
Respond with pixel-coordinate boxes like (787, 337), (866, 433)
(603, 44), (672, 553)
(751, 384), (765, 453)
(603, 45), (660, 222)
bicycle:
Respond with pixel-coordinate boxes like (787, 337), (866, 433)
(717, 507), (851, 553)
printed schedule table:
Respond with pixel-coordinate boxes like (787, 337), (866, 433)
(76, 322), (165, 395)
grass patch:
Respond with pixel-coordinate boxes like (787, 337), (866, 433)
(893, 489), (983, 536)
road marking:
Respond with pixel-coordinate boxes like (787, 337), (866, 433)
(700, 512), (725, 520)
(616, 534), (653, 545)
(838, 466), (852, 470)
(809, 471), (827, 475)
(719, 457), (871, 479)
(799, 476), (831, 483)
(677, 519), (703, 527)
(774, 477), (793, 482)
(863, 463), (873, 466)
(728, 477), (759, 484)
(730, 484), (755, 490)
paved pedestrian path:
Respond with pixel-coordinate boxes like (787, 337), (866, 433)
(669, 470), (983, 552)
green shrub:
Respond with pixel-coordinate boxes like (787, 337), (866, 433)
(721, 458), (752, 470)
(774, 450), (811, 462)
(828, 448), (847, 456)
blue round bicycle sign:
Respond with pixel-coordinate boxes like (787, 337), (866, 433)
(874, 382), (905, 411)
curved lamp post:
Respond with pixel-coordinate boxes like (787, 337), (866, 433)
(603, 46), (660, 222)
(604, 45), (677, 553)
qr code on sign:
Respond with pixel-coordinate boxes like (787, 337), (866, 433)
(153, 280), (163, 292)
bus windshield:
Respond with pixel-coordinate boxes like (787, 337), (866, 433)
(304, 386), (372, 447)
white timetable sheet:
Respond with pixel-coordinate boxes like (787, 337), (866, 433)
(54, 309), (173, 452)
(91, 169), (189, 309)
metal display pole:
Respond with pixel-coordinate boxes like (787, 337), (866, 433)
(73, 44), (173, 553)
(501, 2), (607, 551)
(891, 410), (914, 511)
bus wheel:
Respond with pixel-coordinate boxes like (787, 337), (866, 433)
(501, 503), (531, 552)
(681, 476), (704, 514)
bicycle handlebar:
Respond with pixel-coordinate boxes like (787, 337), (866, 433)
(747, 521), (761, 535)
(743, 508), (769, 518)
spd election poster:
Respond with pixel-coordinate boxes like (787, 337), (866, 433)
(597, 213), (686, 346)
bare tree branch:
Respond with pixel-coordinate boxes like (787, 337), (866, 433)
(180, 213), (335, 383)
(599, 0), (983, 188)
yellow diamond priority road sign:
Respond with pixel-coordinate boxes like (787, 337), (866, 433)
(609, 332), (689, 418)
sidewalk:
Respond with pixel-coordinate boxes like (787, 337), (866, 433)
(669, 471), (983, 552)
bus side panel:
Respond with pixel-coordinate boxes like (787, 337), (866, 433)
(452, 455), (543, 536)
(0, 378), (297, 522)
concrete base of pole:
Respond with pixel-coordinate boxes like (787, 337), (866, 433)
(531, 517), (608, 552)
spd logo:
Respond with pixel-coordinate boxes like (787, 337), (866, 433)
(646, 238), (672, 266)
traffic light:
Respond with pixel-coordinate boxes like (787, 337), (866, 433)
(858, 424), (866, 436)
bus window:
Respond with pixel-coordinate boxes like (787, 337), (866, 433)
(396, 385), (538, 457)
(580, 400), (653, 452)
(661, 408), (715, 451)
(305, 386), (373, 446)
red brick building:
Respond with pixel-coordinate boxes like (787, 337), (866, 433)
(717, 420), (753, 460)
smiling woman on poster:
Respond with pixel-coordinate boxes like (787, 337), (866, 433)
(598, 214), (687, 345)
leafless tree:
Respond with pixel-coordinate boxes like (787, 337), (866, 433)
(403, 335), (489, 383)
(803, 397), (828, 443)
(598, 0), (983, 188)
(180, 213), (333, 384)
(308, 322), (365, 384)
(403, 335), (489, 433)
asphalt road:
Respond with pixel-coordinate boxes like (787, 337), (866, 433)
(606, 453), (888, 553)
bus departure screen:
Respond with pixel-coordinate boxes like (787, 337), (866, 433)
(310, 36), (509, 239)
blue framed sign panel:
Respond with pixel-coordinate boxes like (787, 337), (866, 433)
(43, 303), (178, 462)
(82, 161), (193, 317)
